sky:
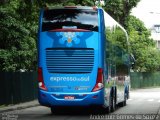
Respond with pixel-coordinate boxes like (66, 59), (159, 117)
(131, 0), (160, 28)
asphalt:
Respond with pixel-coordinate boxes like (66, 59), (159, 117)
(1, 88), (160, 116)
(158, 105), (160, 115)
(0, 100), (39, 113)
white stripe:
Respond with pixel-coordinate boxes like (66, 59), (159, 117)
(128, 99), (132, 101)
(147, 99), (154, 102)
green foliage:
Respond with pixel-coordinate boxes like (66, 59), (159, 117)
(104, 0), (160, 72)
(0, 0), (96, 72)
(127, 15), (160, 72)
(0, 0), (37, 71)
(37, 0), (95, 6)
(135, 48), (160, 72)
(107, 27), (128, 51)
(106, 26), (130, 76)
(1, 0), (160, 72)
(104, 0), (140, 28)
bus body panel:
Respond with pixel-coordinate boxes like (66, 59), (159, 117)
(39, 32), (99, 93)
(38, 7), (130, 108)
(38, 89), (105, 107)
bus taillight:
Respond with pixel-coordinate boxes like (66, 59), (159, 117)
(92, 68), (104, 92)
(38, 67), (47, 91)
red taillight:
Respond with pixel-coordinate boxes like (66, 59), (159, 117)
(92, 68), (104, 92)
(38, 67), (47, 91)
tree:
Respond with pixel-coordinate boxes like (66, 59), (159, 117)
(104, 0), (160, 72)
(104, 0), (140, 28)
(1, 0), (160, 72)
(127, 15), (160, 72)
(36, 0), (95, 7)
(0, 0), (96, 72)
(0, 0), (37, 71)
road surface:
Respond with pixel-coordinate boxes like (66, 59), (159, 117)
(1, 88), (160, 120)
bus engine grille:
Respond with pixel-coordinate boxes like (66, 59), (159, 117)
(46, 48), (94, 74)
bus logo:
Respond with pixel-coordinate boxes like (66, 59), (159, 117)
(58, 32), (83, 47)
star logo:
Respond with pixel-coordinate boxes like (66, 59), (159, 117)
(57, 32), (83, 47)
(67, 38), (72, 43)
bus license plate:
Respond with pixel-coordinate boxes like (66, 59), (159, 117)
(64, 96), (75, 100)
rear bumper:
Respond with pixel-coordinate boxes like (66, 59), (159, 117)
(38, 89), (104, 107)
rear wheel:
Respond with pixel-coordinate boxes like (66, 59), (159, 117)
(126, 87), (130, 99)
(51, 107), (57, 114)
(51, 107), (54, 114)
(51, 107), (62, 114)
(110, 93), (116, 112)
(123, 94), (127, 106)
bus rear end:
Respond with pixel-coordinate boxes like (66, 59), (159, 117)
(38, 7), (105, 108)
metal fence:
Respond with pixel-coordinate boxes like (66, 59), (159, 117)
(130, 72), (160, 89)
(0, 72), (160, 105)
(0, 72), (38, 105)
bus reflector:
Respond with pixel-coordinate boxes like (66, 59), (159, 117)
(92, 68), (104, 92)
(92, 95), (98, 99)
(38, 67), (47, 91)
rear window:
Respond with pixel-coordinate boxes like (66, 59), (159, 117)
(42, 9), (98, 32)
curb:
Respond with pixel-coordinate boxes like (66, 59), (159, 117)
(0, 100), (40, 113)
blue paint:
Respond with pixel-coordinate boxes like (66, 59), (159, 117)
(38, 7), (130, 109)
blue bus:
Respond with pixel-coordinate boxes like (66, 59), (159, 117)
(38, 6), (130, 113)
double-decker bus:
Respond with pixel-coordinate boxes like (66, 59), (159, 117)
(38, 6), (130, 113)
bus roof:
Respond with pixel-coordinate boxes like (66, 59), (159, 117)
(43, 6), (98, 10)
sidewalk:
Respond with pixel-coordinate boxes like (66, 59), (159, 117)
(0, 100), (39, 113)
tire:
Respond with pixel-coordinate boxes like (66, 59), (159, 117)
(127, 87), (130, 99)
(110, 93), (116, 112)
(123, 94), (127, 106)
(51, 107), (54, 114)
(51, 107), (61, 114)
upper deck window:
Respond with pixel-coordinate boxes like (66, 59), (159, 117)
(42, 9), (98, 32)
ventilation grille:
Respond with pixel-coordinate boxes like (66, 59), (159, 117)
(46, 48), (94, 73)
